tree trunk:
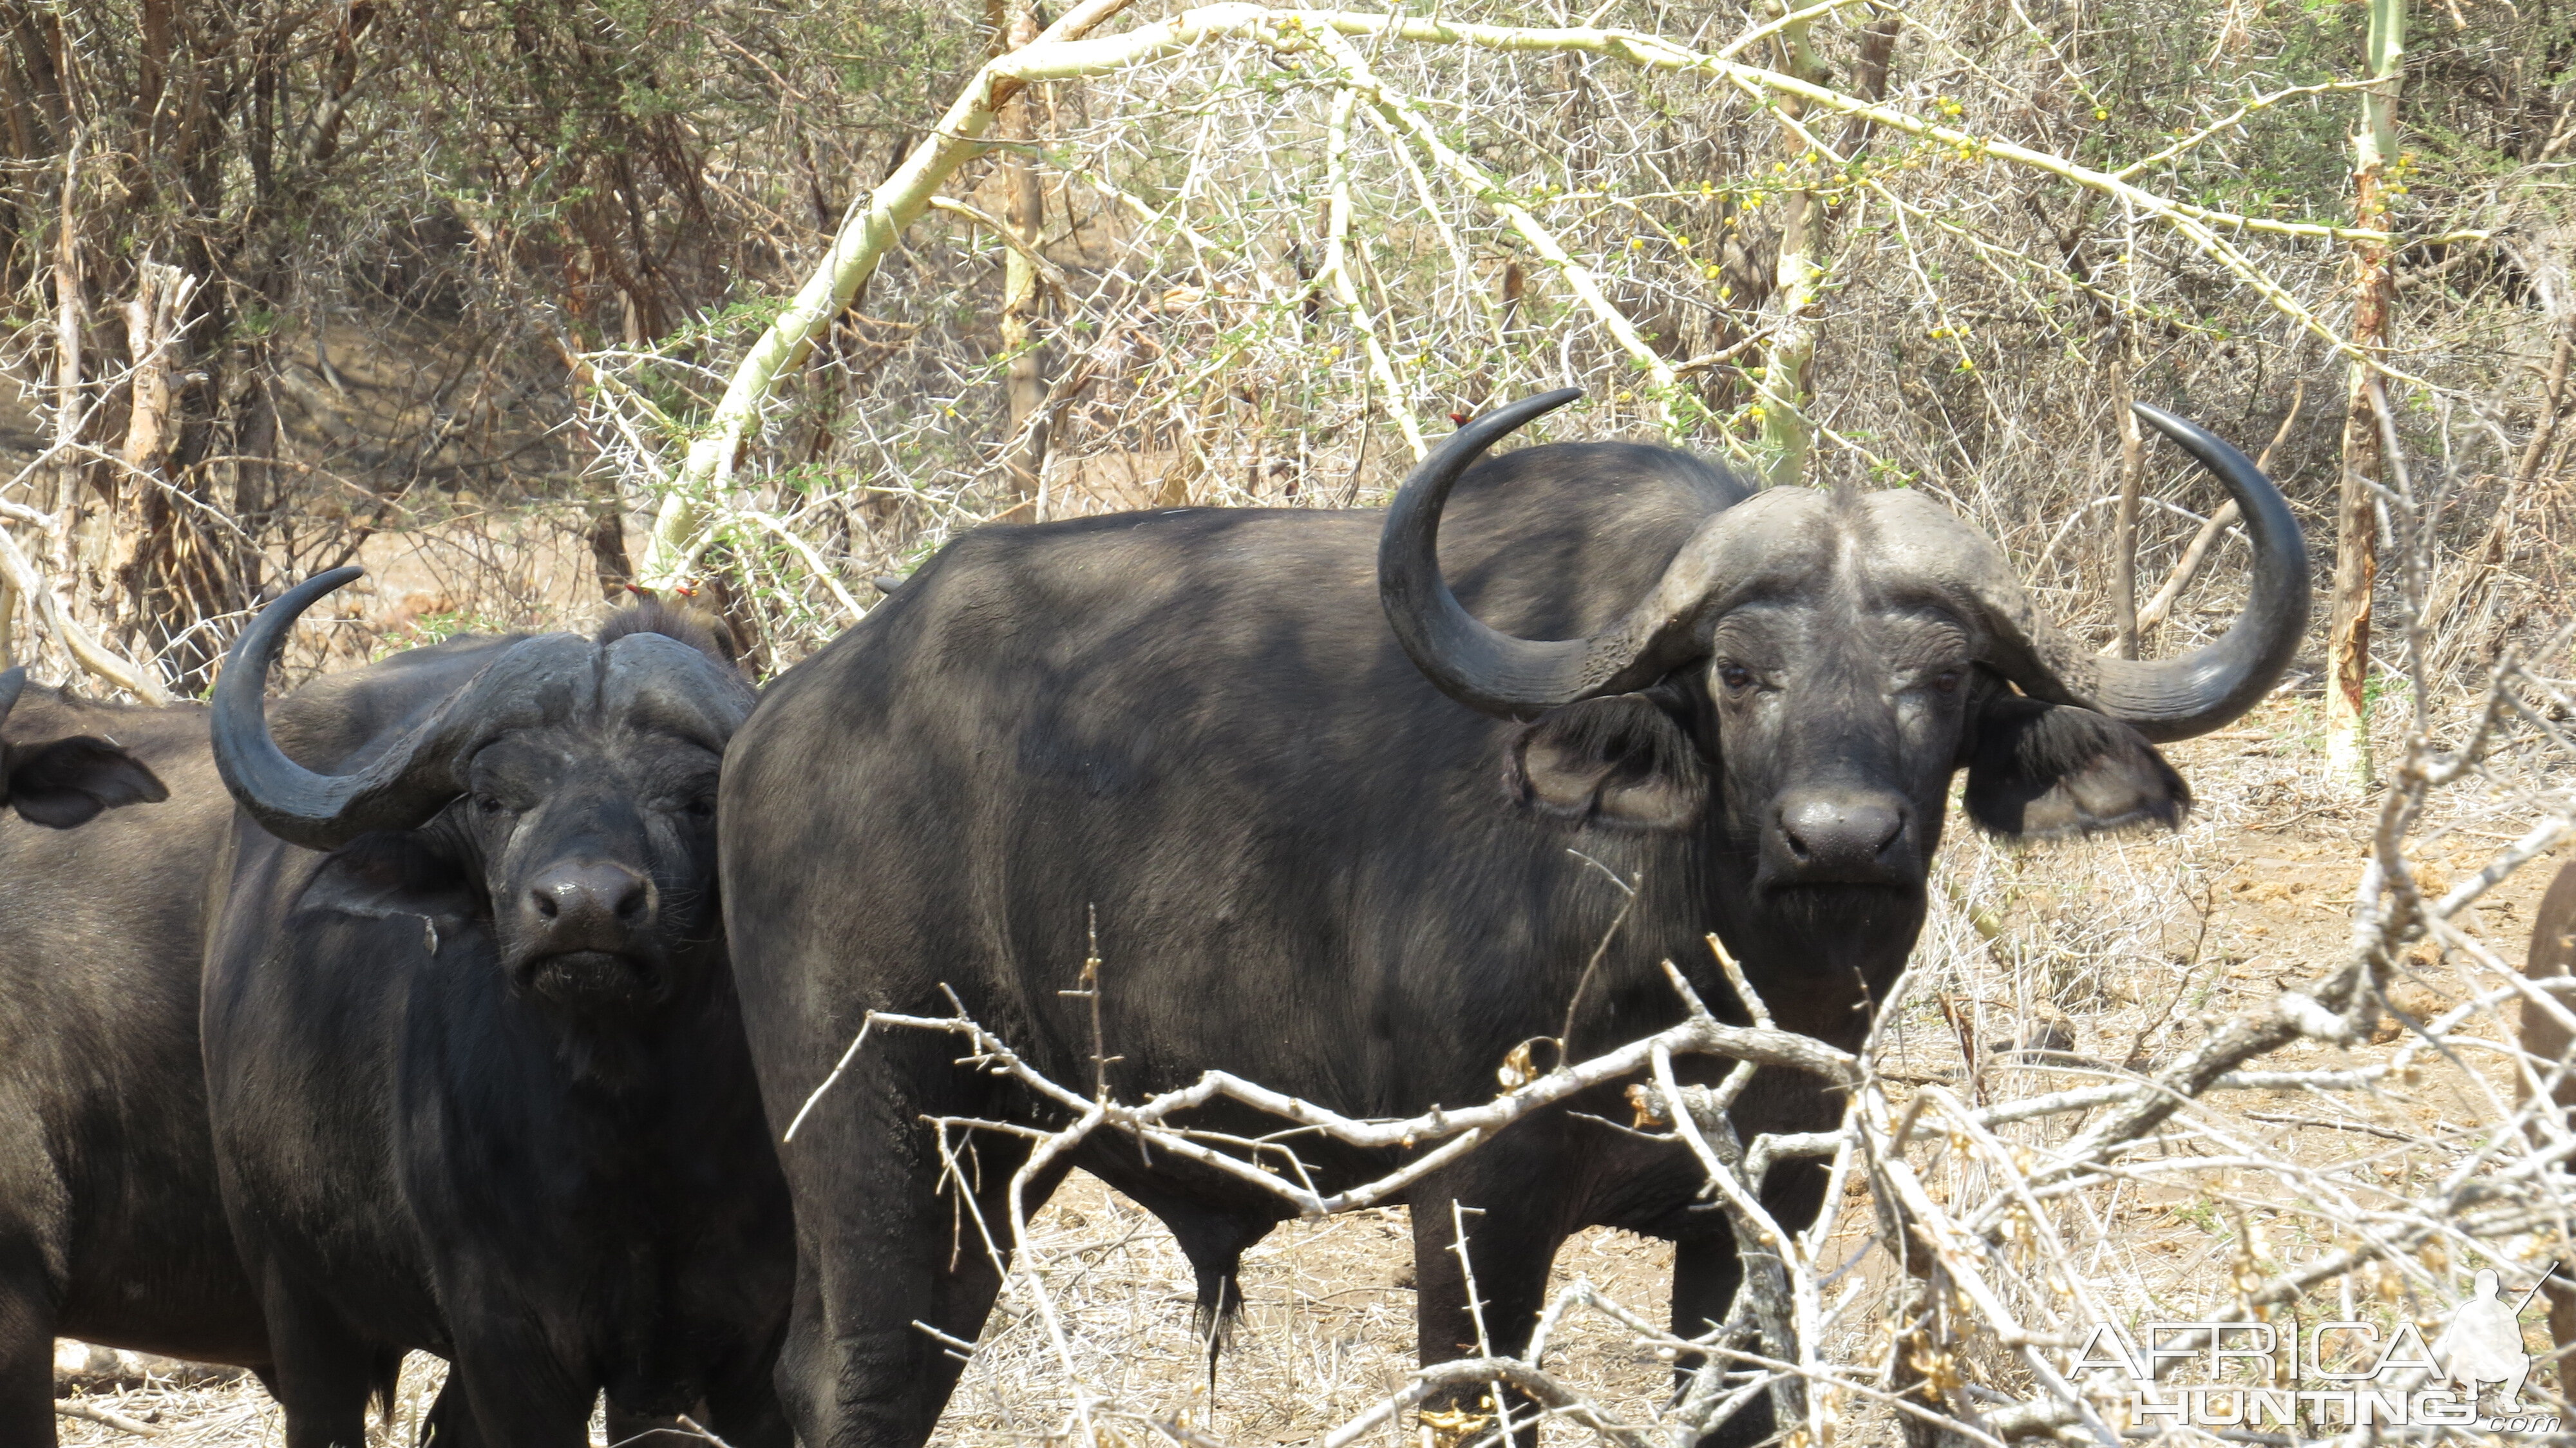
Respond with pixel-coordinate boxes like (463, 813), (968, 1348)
(46, 129), (84, 603)
(2112, 335), (2145, 660)
(1754, 8), (1828, 489)
(2324, 0), (2406, 786)
(590, 507), (634, 602)
(997, 3), (1048, 505)
(110, 262), (196, 660)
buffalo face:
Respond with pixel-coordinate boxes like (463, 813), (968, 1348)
(1707, 595), (1973, 890)
(451, 721), (723, 1011)
(1503, 493), (2197, 902)
(1389, 390), (2302, 932)
(209, 576), (753, 1020)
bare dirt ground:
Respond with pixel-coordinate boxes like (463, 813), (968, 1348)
(51, 690), (2576, 1447)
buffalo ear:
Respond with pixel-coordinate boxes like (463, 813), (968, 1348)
(1965, 694), (2188, 838)
(296, 830), (478, 926)
(1508, 692), (1707, 831)
(6, 736), (170, 828)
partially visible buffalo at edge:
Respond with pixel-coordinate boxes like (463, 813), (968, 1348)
(0, 667), (265, 1448)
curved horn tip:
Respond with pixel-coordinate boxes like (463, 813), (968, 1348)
(1459, 388), (1585, 437)
(2088, 400), (2307, 741)
(288, 564), (367, 600)
(225, 567), (366, 665)
(2130, 401), (2204, 442)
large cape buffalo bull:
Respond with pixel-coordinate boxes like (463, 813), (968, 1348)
(0, 671), (268, 1448)
(720, 390), (2308, 1447)
(202, 575), (793, 1447)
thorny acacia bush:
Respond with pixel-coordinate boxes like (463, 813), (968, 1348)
(1, 0), (2566, 692)
(0, 0), (979, 685)
(575, 0), (2573, 685)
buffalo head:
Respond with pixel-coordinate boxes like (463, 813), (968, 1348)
(1381, 390), (2305, 904)
(209, 573), (755, 1014)
(0, 665), (170, 827)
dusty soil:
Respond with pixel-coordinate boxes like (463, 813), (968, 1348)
(52, 691), (2576, 1447)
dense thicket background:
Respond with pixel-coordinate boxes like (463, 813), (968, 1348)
(1, 0), (2568, 705)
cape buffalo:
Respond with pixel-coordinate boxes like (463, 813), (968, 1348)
(202, 576), (793, 1447)
(719, 390), (2308, 1447)
(0, 669), (267, 1448)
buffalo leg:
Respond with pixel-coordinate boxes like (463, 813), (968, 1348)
(603, 1400), (701, 1445)
(776, 1118), (1063, 1448)
(444, 1331), (595, 1447)
(1681, 1157), (1835, 1448)
(2526, 866), (2576, 1396)
(1669, 1232), (1766, 1442)
(1671, 1229), (1741, 1346)
(1410, 1182), (1572, 1444)
(263, 1286), (385, 1448)
(418, 1373), (483, 1447)
(700, 1357), (795, 1448)
(0, 1257), (57, 1448)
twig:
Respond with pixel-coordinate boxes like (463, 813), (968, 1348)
(54, 1400), (164, 1437)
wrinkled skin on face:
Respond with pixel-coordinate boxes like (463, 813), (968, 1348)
(1506, 494), (2188, 903)
(438, 723), (726, 1011)
(242, 616), (750, 1024)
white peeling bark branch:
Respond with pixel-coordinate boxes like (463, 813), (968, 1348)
(1321, 88), (1428, 462)
(634, 0), (1139, 587)
(639, 0), (2458, 586)
(0, 482), (175, 703)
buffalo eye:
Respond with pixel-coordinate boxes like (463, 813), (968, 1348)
(472, 794), (509, 817)
(684, 797), (717, 821)
(1717, 663), (1756, 694)
(1931, 669), (1962, 694)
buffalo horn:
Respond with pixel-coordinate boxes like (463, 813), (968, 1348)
(1380, 391), (1836, 719)
(211, 567), (589, 850)
(1380, 395), (2306, 743)
(1380, 390), (1707, 718)
(1967, 404), (2308, 741)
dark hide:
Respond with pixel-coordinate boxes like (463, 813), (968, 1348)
(719, 443), (2197, 1448)
(0, 669), (169, 827)
(0, 685), (272, 1448)
(3, 736), (168, 827)
(201, 616), (791, 1448)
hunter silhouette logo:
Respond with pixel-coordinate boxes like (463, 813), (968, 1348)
(2069, 1265), (2561, 1433)
(2434, 1270), (2532, 1411)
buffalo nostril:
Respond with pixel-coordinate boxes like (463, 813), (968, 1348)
(528, 864), (652, 930)
(1777, 795), (1908, 872)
